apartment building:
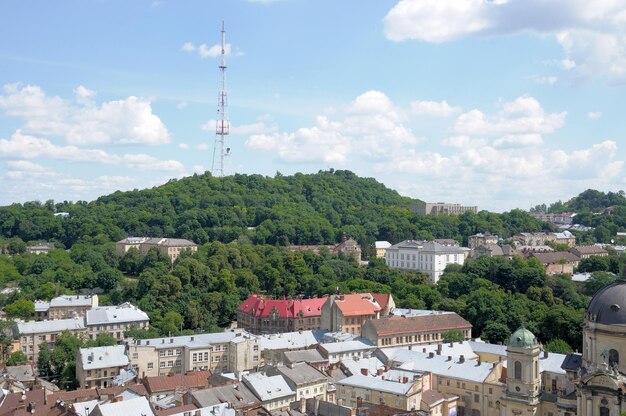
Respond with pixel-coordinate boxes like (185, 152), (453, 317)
(76, 345), (129, 388)
(15, 303), (148, 361)
(115, 237), (198, 263)
(361, 313), (472, 348)
(375, 241), (392, 259)
(277, 362), (328, 402)
(385, 240), (469, 283)
(236, 294), (327, 334)
(35, 294), (99, 320)
(467, 233), (499, 250)
(128, 330), (259, 378)
(336, 373), (424, 411)
(416, 203), (478, 216)
(321, 293), (393, 336)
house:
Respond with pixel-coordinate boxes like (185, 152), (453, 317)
(320, 294), (388, 336)
(77, 345), (130, 388)
(241, 372), (296, 411)
(531, 251), (580, 275)
(143, 370), (211, 401)
(471, 243), (514, 259)
(317, 340), (376, 364)
(25, 242), (55, 255)
(35, 294), (99, 321)
(277, 362), (328, 402)
(15, 302), (148, 362)
(361, 313), (472, 348)
(468, 233), (500, 249)
(375, 241), (392, 259)
(236, 295), (327, 335)
(89, 396), (156, 416)
(336, 374), (424, 411)
(385, 240), (469, 283)
(553, 231), (576, 247)
(570, 245), (609, 259)
(115, 237), (198, 264)
(287, 234), (362, 262)
(414, 202), (478, 216)
(128, 330), (259, 378)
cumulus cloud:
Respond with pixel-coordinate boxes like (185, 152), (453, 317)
(0, 83), (170, 145)
(245, 90), (420, 164)
(181, 42), (232, 58)
(587, 111), (602, 119)
(383, 0), (626, 83)
(410, 100), (462, 117)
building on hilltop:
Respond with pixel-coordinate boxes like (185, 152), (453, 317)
(320, 293), (394, 336)
(414, 202), (478, 216)
(115, 237), (197, 264)
(375, 241), (392, 259)
(385, 240), (470, 283)
(34, 294), (99, 321)
(236, 294), (327, 335)
(361, 313), (472, 348)
(531, 251), (580, 275)
(468, 233), (500, 249)
(570, 245), (609, 259)
(287, 233), (362, 262)
(25, 242), (55, 255)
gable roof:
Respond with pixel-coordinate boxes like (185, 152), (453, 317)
(192, 383), (260, 409)
(532, 251), (580, 265)
(365, 313), (471, 336)
(93, 396), (155, 416)
(238, 295), (327, 319)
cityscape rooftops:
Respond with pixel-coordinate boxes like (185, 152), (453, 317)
(133, 330), (252, 349)
(86, 303), (149, 326)
(243, 372), (295, 401)
(366, 313), (471, 336)
(17, 317), (86, 334)
(337, 374), (418, 395)
(333, 293), (382, 316)
(92, 396), (155, 416)
(278, 362), (326, 386)
(144, 370), (211, 395)
(258, 330), (323, 351)
(318, 340), (375, 355)
(238, 295), (327, 319)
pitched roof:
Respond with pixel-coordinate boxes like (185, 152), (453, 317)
(532, 251), (580, 265)
(237, 295), (327, 318)
(242, 373), (295, 401)
(333, 294), (381, 317)
(375, 241), (391, 249)
(93, 396), (155, 416)
(371, 293), (391, 311)
(278, 363), (326, 386)
(192, 383), (260, 409)
(572, 245), (608, 255)
(86, 303), (149, 326)
(144, 371), (211, 395)
(365, 313), (471, 336)
(337, 374), (417, 395)
(79, 345), (129, 370)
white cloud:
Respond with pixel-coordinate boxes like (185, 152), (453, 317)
(453, 96), (566, 136)
(410, 100), (462, 117)
(179, 143), (189, 149)
(6, 160), (46, 172)
(534, 76), (558, 86)
(587, 111), (602, 119)
(182, 42), (232, 59)
(0, 83), (170, 145)
(384, 0), (626, 83)
(196, 143), (210, 151)
(177, 101), (188, 110)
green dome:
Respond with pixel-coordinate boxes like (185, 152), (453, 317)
(509, 327), (539, 348)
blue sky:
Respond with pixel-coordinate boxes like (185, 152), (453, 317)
(1, 0), (625, 212)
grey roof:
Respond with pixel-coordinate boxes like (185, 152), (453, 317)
(34, 301), (50, 312)
(340, 356), (385, 376)
(169, 404), (235, 416)
(390, 309), (453, 317)
(586, 280), (626, 325)
(17, 317), (86, 334)
(415, 342), (478, 361)
(468, 340), (507, 356)
(192, 383), (260, 409)
(86, 303), (149, 326)
(539, 352), (567, 375)
(50, 294), (95, 308)
(319, 340), (375, 355)
(79, 345), (129, 370)
(258, 330), (322, 351)
(283, 349), (326, 364)
(133, 330), (252, 350)
(278, 363), (326, 386)
(382, 348), (495, 383)
(243, 372), (295, 401)
(112, 368), (137, 386)
(561, 353), (583, 371)
(337, 374), (417, 395)
(572, 272), (593, 283)
(375, 241), (391, 249)
(72, 400), (99, 416)
(2, 365), (35, 382)
(94, 396), (155, 416)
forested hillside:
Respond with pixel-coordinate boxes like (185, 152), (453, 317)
(0, 170), (551, 251)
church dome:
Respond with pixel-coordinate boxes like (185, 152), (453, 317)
(586, 280), (626, 325)
(509, 327), (539, 348)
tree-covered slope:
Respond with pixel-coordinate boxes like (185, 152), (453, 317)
(0, 170), (549, 249)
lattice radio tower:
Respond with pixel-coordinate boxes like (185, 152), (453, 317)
(211, 21), (230, 177)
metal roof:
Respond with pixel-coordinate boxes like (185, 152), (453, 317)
(319, 340), (375, 354)
(243, 372), (295, 402)
(17, 317), (86, 334)
(337, 374), (417, 395)
(79, 345), (129, 370)
(94, 396), (155, 416)
(86, 303), (149, 326)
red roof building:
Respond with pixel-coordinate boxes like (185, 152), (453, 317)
(320, 293), (394, 336)
(236, 295), (327, 335)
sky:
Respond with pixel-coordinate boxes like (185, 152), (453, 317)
(1, 0), (626, 212)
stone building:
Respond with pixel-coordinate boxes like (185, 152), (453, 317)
(35, 294), (99, 321)
(236, 295), (327, 334)
(320, 293), (394, 336)
(115, 237), (197, 263)
(76, 345), (129, 388)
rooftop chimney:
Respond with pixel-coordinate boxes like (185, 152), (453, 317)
(428, 352), (434, 358)
(544, 351), (548, 358)
(422, 348), (427, 353)
(361, 368), (369, 376)
(448, 356), (452, 361)
(376, 368), (383, 376)
(459, 355), (465, 364)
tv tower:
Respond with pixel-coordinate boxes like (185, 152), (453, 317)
(212, 21), (230, 177)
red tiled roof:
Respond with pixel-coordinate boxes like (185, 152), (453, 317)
(237, 295), (327, 318)
(144, 371), (211, 395)
(334, 293), (382, 316)
(365, 313), (472, 336)
(0, 389), (46, 416)
(371, 293), (391, 310)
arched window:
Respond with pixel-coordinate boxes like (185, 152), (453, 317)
(535, 360), (538, 378)
(514, 361), (522, 380)
(609, 349), (619, 367)
(600, 398), (609, 416)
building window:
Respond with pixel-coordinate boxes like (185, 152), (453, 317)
(175, 359), (181, 366)
(204, 352), (208, 361)
(159, 362), (165, 368)
(167, 350), (173, 356)
(609, 349), (619, 368)
(474, 394), (479, 403)
(514, 361), (522, 380)
(193, 353), (197, 362)
(159, 351), (165, 357)
(253, 345), (259, 351)
(167, 360), (173, 367)
(148, 363), (153, 369)
(132, 353), (138, 359)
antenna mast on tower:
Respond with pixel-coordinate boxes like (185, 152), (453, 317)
(212, 21), (230, 177)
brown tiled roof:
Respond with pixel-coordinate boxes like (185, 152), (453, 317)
(0, 389), (46, 416)
(532, 251), (580, 265)
(156, 403), (198, 416)
(365, 313), (471, 336)
(572, 246), (608, 255)
(144, 371), (211, 395)
(371, 293), (391, 310)
(421, 390), (445, 406)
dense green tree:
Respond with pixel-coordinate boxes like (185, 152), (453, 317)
(481, 321), (511, 344)
(37, 342), (53, 379)
(442, 329), (465, 343)
(5, 298), (35, 319)
(6, 351), (27, 366)
(545, 339), (573, 354)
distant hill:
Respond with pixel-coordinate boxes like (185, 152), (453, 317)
(0, 170), (550, 249)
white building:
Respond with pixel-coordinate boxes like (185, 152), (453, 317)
(76, 345), (130, 388)
(385, 240), (469, 283)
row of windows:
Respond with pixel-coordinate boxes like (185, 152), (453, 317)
(159, 348), (182, 357)
(159, 359), (182, 368)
